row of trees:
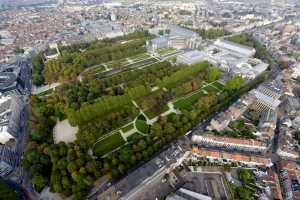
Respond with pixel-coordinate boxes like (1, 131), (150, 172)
(36, 31), (152, 85)
(196, 28), (229, 39)
(67, 85), (151, 125)
(44, 39), (147, 83)
(31, 54), (45, 86)
(52, 61), (177, 113)
(77, 105), (139, 150)
(160, 61), (210, 88)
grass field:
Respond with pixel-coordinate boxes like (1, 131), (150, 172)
(174, 90), (205, 110)
(135, 120), (150, 134)
(174, 82), (224, 110)
(156, 47), (176, 56)
(121, 123), (134, 132)
(93, 132), (125, 156)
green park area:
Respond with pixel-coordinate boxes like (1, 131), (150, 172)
(24, 31), (261, 199)
(156, 47), (177, 56)
(93, 132), (125, 157)
(121, 123), (134, 133)
(135, 119), (150, 134)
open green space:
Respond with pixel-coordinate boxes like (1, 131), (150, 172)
(81, 65), (106, 77)
(174, 90), (205, 110)
(26, 29), (255, 199)
(135, 120), (150, 134)
(121, 123), (134, 133)
(156, 47), (176, 56)
(174, 82), (223, 110)
(93, 132), (125, 157)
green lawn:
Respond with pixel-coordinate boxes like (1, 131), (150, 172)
(121, 123), (134, 132)
(156, 47), (176, 55)
(174, 82), (224, 110)
(131, 53), (151, 62)
(174, 90), (205, 110)
(135, 120), (150, 134)
(93, 132), (125, 156)
(212, 81), (225, 91)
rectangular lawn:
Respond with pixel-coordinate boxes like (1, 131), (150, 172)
(93, 132), (125, 156)
(121, 123), (134, 132)
(135, 120), (150, 134)
(174, 90), (204, 110)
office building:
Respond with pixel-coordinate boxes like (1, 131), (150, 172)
(0, 95), (24, 144)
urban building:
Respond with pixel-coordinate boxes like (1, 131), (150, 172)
(250, 83), (282, 113)
(177, 50), (206, 65)
(207, 93), (255, 131)
(278, 161), (300, 200)
(205, 40), (268, 80)
(166, 188), (212, 200)
(0, 95), (24, 144)
(0, 58), (31, 95)
(214, 39), (256, 58)
(192, 134), (267, 153)
(192, 147), (273, 167)
(147, 24), (201, 52)
(261, 169), (283, 200)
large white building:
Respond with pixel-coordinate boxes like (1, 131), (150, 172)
(214, 39), (256, 58)
(205, 39), (268, 80)
(250, 83), (282, 113)
(147, 24), (201, 52)
(177, 50), (207, 65)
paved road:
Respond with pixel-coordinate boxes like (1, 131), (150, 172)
(88, 138), (190, 200)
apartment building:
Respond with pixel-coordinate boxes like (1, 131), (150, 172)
(192, 147), (273, 167)
(192, 134), (267, 153)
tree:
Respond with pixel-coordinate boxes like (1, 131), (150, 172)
(225, 75), (244, 91)
(207, 68), (221, 82)
(32, 174), (47, 192)
(151, 123), (163, 137)
(67, 161), (77, 173)
(137, 139), (147, 151)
